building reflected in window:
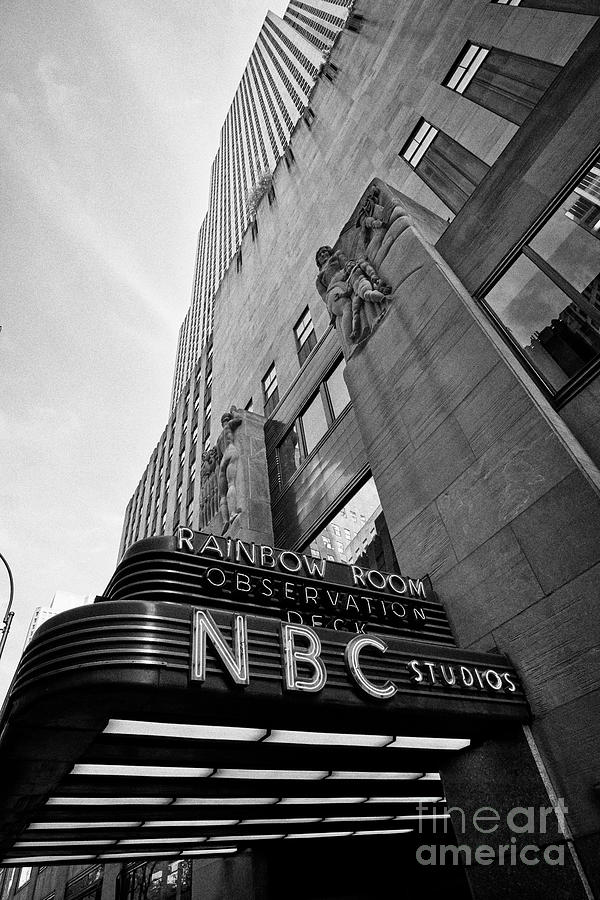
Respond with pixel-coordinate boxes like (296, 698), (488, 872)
(484, 161), (600, 392)
(65, 868), (102, 900)
(305, 477), (399, 573)
(119, 861), (191, 900)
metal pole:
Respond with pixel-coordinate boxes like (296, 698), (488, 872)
(0, 551), (15, 660)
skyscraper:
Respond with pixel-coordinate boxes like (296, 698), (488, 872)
(23, 591), (95, 648)
(170, 1), (353, 409)
(4, 3), (600, 898)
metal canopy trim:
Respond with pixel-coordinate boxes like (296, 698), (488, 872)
(102, 533), (454, 644)
(0, 599), (528, 865)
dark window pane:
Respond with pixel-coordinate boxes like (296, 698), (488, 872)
(416, 130), (490, 213)
(297, 328), (317, 364)
(264, 386), (279, 416)
(465, 48), (559, 125)
(301, 392), (328, 454)
(326, 361), (351, 418)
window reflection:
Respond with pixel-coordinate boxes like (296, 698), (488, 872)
(325, 360), (351, 418)
(485, 162), (600, 391)
(304, 477), (400, 573)
(301, 392), (328, 454)
(120, 861), (191, 900)
(278, 424), (301, 483)
(530, 175), (600, 293)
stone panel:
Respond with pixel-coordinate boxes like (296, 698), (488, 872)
(437, 414), (576, 560)
(532, 690), (600, 839)
(373, 414), (475, 536)
(436, 526), (544, 647)
(441, 730), (590, 900)
(491, 562), (600, 716)
(400, 322), (499, 448)
(455, 362), (533, 457)
(560, 376), (600, 468)
(511, 470), (600, 593)
(393, 502), (458, 579)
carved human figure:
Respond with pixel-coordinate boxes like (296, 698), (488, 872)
(315, 245), (352, 339)
(316, 245), (393, 348)
(343, 257), (391, 341)
(199, 447), (219, 527)
(356, 187), (385, 249)
(216, 408), (243, 534)
(200, 448), (217, 484)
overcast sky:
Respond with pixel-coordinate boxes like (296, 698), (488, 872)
(0, 0), (287, 696)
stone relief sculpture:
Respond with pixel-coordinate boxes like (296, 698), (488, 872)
(200, 447), (218, 484)
(216, 407), (243, 534)
(315, 245), (392, 352)
(344, 257), (391, 341)
(355, 186), (385, 250)
(199, 448), (219, 529)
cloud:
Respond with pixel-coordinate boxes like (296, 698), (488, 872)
(0, 83), (176, 330)
(37, 54), (79, 126)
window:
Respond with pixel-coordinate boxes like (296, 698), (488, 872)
(445, 43), (490, 94)
(304, 106), (315, 127)
(493, 0), (596, 8)
(325, 359), (351, 418)
(303, 477), (400, 573)
(65, 867), (102, 900)
(400, 118), (489, 213)
(278, 423), (302, 484)
(294, 307), (317, 365)
(2, 868), (17, 899)
(301, 391), (328, 454)
(482, 161), (600, 395)
(245, 397), (254, 412)
(444, 42), (560, 125)
(275, 357), (352, 488)
(262, 363), (279, 416)
(17, 870), (31, 891)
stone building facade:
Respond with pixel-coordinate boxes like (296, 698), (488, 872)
(109, 0), (600, 896)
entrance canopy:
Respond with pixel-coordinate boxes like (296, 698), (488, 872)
(0, 598), (528, 865)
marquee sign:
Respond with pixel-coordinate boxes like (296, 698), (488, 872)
(0, 588), (528, 867)
(191, 607), (521, 704)
(105, 527), (453, 644)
